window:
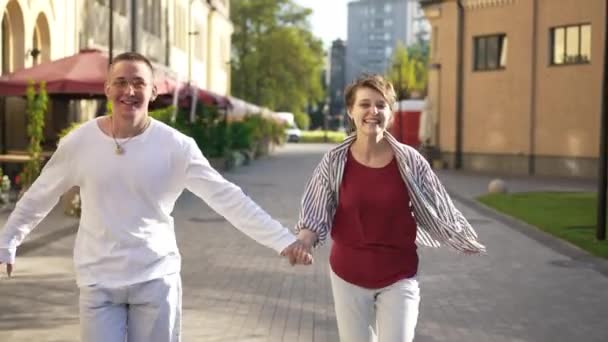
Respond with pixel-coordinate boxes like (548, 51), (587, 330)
(551, 24), (591, 65)
(385, 46), (393, 58)
(473, 34), (507, 71)
(143, 0), (161, 35)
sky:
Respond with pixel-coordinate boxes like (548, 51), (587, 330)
(294, 0), (350, 48)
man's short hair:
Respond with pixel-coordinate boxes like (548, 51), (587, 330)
(109, 52), (155, 76)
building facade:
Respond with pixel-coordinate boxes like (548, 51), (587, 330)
(329, 39), (346, 118)
(0, 0), (233, 152)
(346, 0), (430, 83)
(422, 0), (604, 179)
(82, 0), (232, 94)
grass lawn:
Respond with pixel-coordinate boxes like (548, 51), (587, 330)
(477, 192), (608, 259)
(300, 130), (347, 143)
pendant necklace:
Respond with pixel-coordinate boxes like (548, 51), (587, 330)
(111, 116), (150, 155)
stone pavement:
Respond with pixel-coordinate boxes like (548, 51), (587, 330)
(1, 144), (607, 342)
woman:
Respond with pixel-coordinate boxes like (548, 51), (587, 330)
(294, 74), (486, 342)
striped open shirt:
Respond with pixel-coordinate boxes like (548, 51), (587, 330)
(295, 133), (486, 254)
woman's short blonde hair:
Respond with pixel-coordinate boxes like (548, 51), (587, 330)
(344, 74), (397, 111)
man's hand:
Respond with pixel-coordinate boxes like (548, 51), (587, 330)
(0, 261), (13, 278)
(281, 240), (313, 266)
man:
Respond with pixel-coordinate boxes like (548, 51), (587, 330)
(0, 52), (311, 342)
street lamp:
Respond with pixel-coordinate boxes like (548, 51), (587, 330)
(596, 0), (608, 241)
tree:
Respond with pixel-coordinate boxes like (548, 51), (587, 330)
(230, 0), (325, 121)
(20, 81), (48, 189)
(386, 42), (429, 99)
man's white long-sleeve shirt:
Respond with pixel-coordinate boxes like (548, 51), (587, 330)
(0, 118), (296, 287)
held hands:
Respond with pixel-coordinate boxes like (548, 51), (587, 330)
(280, 228), (319, 266)
(281, 239), (313, 266)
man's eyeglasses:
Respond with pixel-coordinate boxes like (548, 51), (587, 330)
(111, 79), (149, 90)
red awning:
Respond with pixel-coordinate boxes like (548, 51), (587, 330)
(178, 86), (231, 108)
(0, 49), (177, 97)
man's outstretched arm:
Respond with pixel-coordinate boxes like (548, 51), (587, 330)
(0, 137), (76, 276)
(183, 138), (309, 259)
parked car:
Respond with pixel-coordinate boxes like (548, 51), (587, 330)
(285, 121), (302, 142)
(274, 112), (301, 142)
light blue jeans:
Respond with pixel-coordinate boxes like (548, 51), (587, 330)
(330, 269), (420, 342)
(78, 272), (182, 342)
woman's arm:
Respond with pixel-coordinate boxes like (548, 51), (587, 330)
(294, 154), (336, 247)
(412, 150), (486, 254)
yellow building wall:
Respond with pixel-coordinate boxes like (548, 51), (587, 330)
(463, 1), (533, 156)
(426, 1), (460, 154)
(424, 0), (603, 177)
(534, 0), (603, 159)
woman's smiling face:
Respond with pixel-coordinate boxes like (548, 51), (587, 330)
(349, 86), (393, 137)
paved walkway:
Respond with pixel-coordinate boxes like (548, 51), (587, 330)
(0, 144), (607, 342)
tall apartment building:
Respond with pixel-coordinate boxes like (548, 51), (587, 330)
(329, 39), (347, 118)
(346, 0), (430, 82)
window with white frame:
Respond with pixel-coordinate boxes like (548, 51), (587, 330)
(551, 24), (591, 65)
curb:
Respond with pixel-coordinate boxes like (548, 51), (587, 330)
(448, 189), (608, 278)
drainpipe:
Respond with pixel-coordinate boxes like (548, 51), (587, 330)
(596, 0), (608, 241)
(528, 0), (538, 175)
(455, 0), (464, 169)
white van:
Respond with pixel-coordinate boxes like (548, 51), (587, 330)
(274, 112), (302, 142)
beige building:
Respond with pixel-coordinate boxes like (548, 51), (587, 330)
(0, 0), (233, 152)
(421, 0), (604, 179)
(80, 0), (232, 94)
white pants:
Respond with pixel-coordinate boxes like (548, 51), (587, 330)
(330, 269), (420, 342)
(79, 272), (182, 342)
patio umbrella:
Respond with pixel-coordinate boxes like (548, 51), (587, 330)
(0, 49), (177, 97)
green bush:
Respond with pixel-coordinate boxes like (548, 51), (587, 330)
(172, 104), (230, 158)
(229, 121), (254, 150)
(300, 130), (347, 143)
(270, 120), (287, 145)
(58, 122), (83, 143)
(149, 106), (175, 124)
(20, 81), (48, 188)
(150, 105), (286, 160)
